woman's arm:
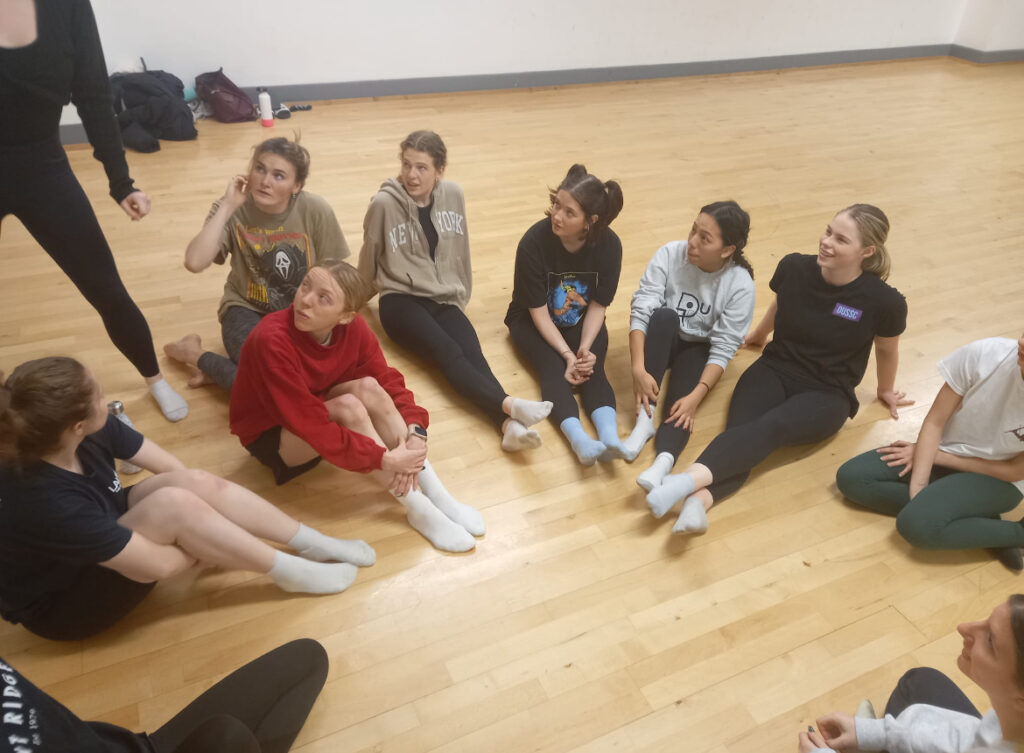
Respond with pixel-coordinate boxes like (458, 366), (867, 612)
(101, 532), (196, 582)
(744, 297), (777, 347)
(629, 329), (659, 416)
(128, 439), (187, 474)
(528, 305), (583, 385)
(935, 449), (1024, 483)
(578, 301), (607, 353)
(908, 383), (963, 499)
(184, 178), (248, 272)
(874, 335), (914, 419)
(665, 363), (725, 430)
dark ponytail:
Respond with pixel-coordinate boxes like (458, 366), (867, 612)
(0, 357), (94, 470)
(699, 200), (753, 279)
(548, 164), (624, 246)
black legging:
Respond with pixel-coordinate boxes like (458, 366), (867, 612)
(696, 357), (850, 501)
(197, 305), (264, 391)
(643, 307), (712, 459)
(884, 667), (981, 719)
(379, 293), (508, 429)
(507, 315), (614, 425)
(0, 137), (160, 377)
(147, 638), (328, 753)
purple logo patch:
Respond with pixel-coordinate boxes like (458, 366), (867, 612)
(832, 302), (863, 322)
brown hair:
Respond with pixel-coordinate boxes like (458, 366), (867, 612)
(252, 136), (311, 185)
(311, 259), (369, 313)
(839, 203), (891, 281)
(546, 164), (624, 247)
(399, 130), (447, 170)
(0, 357), (94, 469)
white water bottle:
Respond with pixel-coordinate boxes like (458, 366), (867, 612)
(258, 88), (273, 127)
(107, 401), (143, 475)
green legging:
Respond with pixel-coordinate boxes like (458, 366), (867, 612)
(836, 449), (1024, 550)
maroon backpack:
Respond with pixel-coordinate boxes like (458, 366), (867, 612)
(194, 68), (258, 123)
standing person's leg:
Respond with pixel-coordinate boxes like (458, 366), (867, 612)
(509, 317), (605, 465)
(883, 667), (981, 719)
(148, 639), (329, 753)
(11, 142), (187, 421)
(167, 307), (263, 391)
(577, 324), (627, 460)
(636, 339), (710, 489)
(625, 307), (681, 459)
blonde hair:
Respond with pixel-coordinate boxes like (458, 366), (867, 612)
(311, 259), (369, 313)
(840, 203), (891, 281)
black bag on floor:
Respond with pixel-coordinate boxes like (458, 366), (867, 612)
(110, 70), (198, 151)
(194, 68), (258, 123)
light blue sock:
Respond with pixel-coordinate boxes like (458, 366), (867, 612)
(591, 406), (627, 461)
(560, 417), (606, 466)
(646, 472), (695, 518)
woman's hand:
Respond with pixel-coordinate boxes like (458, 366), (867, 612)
(878, 388), (914, 420)
(816, 712), (857, 750)
(573, 348), (596, 381)
(633, 368), (659, 417)
(798, 728), (830, 753)
(223, 175), (249, 211)
(119, 190), (151, 220)
(381, 441), (427, 495)
(878, 440), (915, 476)
(563, 352), (585, 385)
(666, 393), (701, 430)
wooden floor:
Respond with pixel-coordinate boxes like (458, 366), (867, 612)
(2, 56), (1024, 751)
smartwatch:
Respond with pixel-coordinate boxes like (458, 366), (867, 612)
(408, 424), (428, 441)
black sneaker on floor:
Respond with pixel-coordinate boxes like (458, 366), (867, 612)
(991, 546), (1024, 572)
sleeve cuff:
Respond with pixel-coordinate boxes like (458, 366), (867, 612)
(854, 717), (887, 750)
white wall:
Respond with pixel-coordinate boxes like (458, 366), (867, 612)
(63, 0), (1019, 126)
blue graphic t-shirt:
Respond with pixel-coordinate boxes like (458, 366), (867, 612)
(505, 218), (622, 328)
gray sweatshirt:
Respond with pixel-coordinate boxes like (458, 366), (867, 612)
(629, 240), (755, 370)
(812, 708), (1013, 753)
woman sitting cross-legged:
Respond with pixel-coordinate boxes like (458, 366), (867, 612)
(836, 332), (1024, 571)
(625, 200), (756, 489)
(0, 357), (373, 642)
(646, 204), (912, 534)
(229, 260), (485, 553)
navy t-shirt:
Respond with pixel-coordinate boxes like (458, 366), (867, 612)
(0, 656), (152, 752)
(762, 253), (908, 416)
(505, 218), (622, 328)
(0, 415), (144, 625)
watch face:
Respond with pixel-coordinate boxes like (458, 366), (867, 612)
(412, 426), (427, 439)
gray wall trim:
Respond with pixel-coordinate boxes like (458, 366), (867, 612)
(60, 43), (1024, 145)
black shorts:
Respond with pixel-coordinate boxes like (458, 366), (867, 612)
(245, 426), (322, 485)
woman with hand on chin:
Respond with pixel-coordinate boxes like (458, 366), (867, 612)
(0, 0), (187, 421)
(837, 331), (1024, 571)
(647, 204), (912, 534)
(164, 137), (349, 392)
(505, 164), (626, 466)
(230, 260), (485, 553)
(359, 130), (552, 452)
(799, 596), (1024, 753)
(0, 357), (372, 641)
(624, 201), (756, 486)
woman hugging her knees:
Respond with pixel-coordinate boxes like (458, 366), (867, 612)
(646, 204), (911, 534)
(837, 331), (1024, 571)
(0, 358), (373, 641)
(229, 260), (485, 553)
(165, 136), (350, 391)
(625, 201), (756, 488)
(504, 164), (627, 466)
(358, 130), (551, 451)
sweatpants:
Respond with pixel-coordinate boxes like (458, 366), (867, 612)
(507, 315), (615, 425)
(379, 293), (507, 429)
(196, 305), (264, 391)
(1, 137), (160, 377)
(148, 639), (328, 753)
(642, 307), (712, 459)
(884, 667), (981, 719)
(696, 357), (850, 502)
(837, 449), (1024, 550)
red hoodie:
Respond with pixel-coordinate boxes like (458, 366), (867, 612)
(230, 306), (428, 473)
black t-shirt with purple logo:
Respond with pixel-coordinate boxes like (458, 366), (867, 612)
(762, 253), (907, 416)
(0, 415), (143, 625)
(505, 218), (622, 329)
(0, 656), (152, 752)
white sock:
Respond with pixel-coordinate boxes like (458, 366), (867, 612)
(397, 490), (476, 552)
(288, 523), (376, 566)
(149, 378), (188, 422)
(646, 472), (695, 518)
(623, 410), (656, 460)
(509, 397), (553, 427)
(637, 451), (675, 492)
(672, 495), (709, 535)
(418, 460), (485, 536)
(502, 419), (542, 451)
(268, 551), (358, 594)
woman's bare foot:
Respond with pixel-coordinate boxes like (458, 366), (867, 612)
(163, 334), (214, 387)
